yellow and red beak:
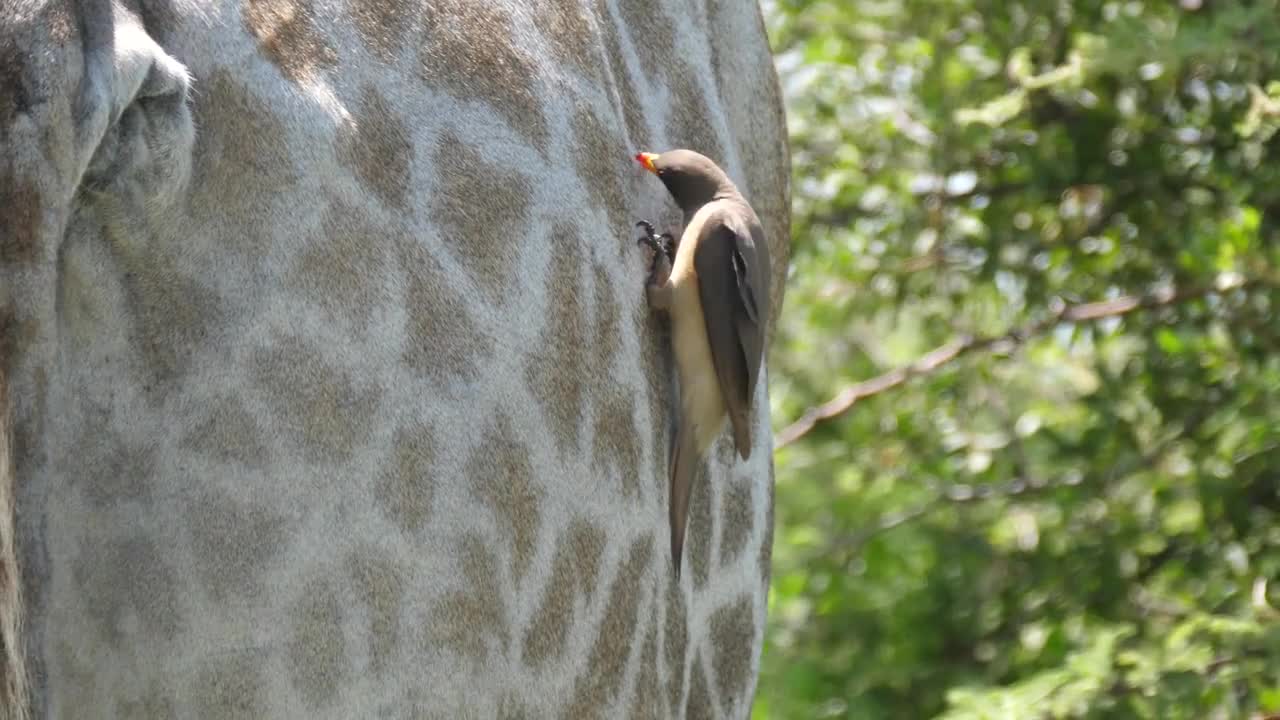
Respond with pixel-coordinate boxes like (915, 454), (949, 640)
(635, 151), (659, 174)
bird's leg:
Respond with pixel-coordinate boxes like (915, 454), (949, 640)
(645, 250), (674, 310)
(647, 277), (674, 311)
(635, 220), (675, 310)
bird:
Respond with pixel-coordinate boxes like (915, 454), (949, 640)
(633, 148), (771, 578)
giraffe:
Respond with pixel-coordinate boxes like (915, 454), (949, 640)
(0, 0), (791, 716)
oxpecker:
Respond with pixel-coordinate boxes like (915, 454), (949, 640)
(634, 148), (771, 578)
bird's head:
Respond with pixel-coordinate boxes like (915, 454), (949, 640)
(635, 148), (735, 213)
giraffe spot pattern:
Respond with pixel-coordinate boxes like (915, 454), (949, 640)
(288, 196), (391, 331)
(710, 594), (756, 712)
(467, 416), (543, 585)
(52, 640), (96, 717)
(337, 84), (411, 210)
(10, 366), (43, 484)
(521, 519), (606, 668)
(0, 173), (39, 265)
(0, 304), (38, 395)
(183, 396), (270, 467)
(133, 0), (180, 46)
(419, 2), (548, 146)
(242, 0), (338, 84)
(571, 107), (634, 253)
(375, 422), (437, 534)
(499, 696), (536, 720)
(430, 533), (510, 664)
(428, 134), (533, 302)
(185, 493), (288, 604)
(398, 232), (496, 387)
(192, 654), (267, 720)
(568, 520), (608, 600)
(591, 262), (623, 373)
(0, 11), (67, 290)
(685, 651), (715, 719)
(115, 686), (176, 719)
(617, 0), (675, 84)
(566, 535), (653, 716)
(287, 578), (347, 708)
(531, 0), (600, 80)
(252, 335), (383, 463)
(718, 476), (753, 567)
(73, 536), (182, 644)
(627, 599), (662, 720)
(590, 384), (641, 499)
(188, 71), (299, 254)
(56, 231), (115, 360)
(116, 246), (226, 398)
(587, 263), (643, 497)
(347, 548), (405, 676)
(704, 0), (725, 81)
(0, 39), (30, 122)
(664, 64), (726, 166)
(66, 401), (156, 507)
(596, 1), (648, 146)
(759, 455), (776, 586)
(663, 560), (688, 714)
(689, 458), (714, 589)
(351, 0), (413, 62)
(524, 233), (588, 457)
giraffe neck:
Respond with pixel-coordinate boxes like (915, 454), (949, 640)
(0, 0), (790, 716)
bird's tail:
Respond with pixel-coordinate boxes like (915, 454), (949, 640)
(669, 423), (699, 579)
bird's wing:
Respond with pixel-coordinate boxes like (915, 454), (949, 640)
(693, 207), (768, 459)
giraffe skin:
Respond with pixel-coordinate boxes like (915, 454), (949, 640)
(0, 0), (791, 717)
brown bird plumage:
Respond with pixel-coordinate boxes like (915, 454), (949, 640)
(635, 149), (771, 578)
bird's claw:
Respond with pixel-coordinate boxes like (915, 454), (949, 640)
(634, 220), (661, 251)
(635, 219), (676, 262)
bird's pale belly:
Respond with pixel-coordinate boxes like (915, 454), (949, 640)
(669, 275), (727, 453)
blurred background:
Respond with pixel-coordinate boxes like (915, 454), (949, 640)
(754, 0), (1280, 717)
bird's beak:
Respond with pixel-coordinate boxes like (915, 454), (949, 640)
(635, 151), (659, 174)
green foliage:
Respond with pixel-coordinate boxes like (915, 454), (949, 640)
(758, 0), (1280, 717)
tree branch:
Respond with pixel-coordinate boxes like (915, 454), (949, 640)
(774, 275), (1266, 450)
